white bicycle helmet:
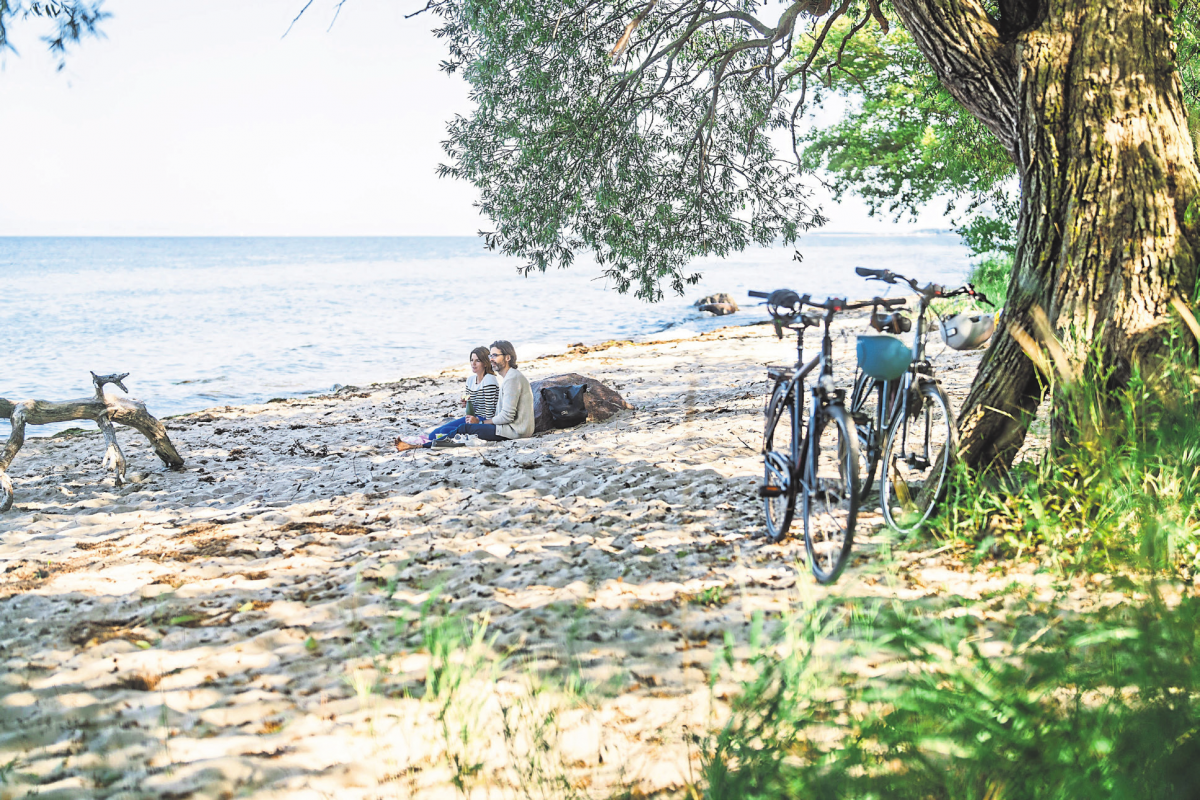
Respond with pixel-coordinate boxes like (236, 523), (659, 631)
(940, 312), (996, 350)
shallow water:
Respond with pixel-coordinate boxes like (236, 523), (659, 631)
(0, 233), (971, 431)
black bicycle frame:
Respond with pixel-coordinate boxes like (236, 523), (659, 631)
(777, 312), (841, 481)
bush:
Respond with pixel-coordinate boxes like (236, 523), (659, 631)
(967, 253), (1012, 307)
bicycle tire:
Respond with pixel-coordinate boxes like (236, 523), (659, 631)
(802, 403), (859, 584)
(880, 381), (957, 534)
(849, 371), (882, 499)
(762, 380), (800, 542)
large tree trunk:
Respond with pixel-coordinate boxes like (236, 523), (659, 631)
(893, 0), (1200, 470)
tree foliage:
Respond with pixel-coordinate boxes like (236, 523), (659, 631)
(424, 0), (895, 299)
(800, 4), (1200, 261)
(796, 14), (1017, 257)
(0, 0), (108, 68)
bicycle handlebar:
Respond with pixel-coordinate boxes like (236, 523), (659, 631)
(854, 266), (996, 307)
(804, 296), (884, 312)
(750, 289), (905, 315)
(855, 266), (893, 281)
(938, 284), (996, 307)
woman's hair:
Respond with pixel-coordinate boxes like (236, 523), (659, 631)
(470, 346), (495, 376)
(491, 340), (518, 369)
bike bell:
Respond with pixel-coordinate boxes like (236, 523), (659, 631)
(939, 312), (996, 350)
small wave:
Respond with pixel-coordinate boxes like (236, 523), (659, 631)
(173, 377), (227, 385)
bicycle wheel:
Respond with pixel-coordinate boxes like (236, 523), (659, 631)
(762, 380), (800, 541)
(802, 403), (859, 584)
(880, 381), (957, 534)
(849, 372), (882, 499)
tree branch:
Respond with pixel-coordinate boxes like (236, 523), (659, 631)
(891, 0), (1020, 162)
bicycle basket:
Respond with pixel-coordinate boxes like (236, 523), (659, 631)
(857, 335), (913, 381)
(939, 312), (995, 350)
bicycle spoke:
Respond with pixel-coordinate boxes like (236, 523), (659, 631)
(762, 382), (799, 541)
(881, 383), (956, 534)
(803, 405), (858, 584)
(849, 373), (880, 500)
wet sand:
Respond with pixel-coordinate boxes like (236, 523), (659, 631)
(1, 314), (1057, 799)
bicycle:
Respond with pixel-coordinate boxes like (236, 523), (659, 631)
(751, 289), (902, 583)
(849, 266), (994, 534)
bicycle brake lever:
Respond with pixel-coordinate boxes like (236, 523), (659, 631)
(967, 283), (996, 307)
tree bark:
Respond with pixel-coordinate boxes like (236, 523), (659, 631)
(893, 0), (1200, 470)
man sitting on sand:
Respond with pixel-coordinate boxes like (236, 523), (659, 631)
(397, 340), (533, 450)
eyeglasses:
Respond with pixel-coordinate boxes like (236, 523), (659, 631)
(489, 352), (502, 360)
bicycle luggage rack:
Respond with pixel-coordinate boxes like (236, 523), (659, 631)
(766, 366), (791, 383)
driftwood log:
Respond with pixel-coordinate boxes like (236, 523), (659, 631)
(0, 372), (185, 512)
(530, 373), (634, 434)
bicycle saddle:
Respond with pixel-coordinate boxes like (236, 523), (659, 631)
(870, 311), (912, 334)
(766, 289), (803, 323)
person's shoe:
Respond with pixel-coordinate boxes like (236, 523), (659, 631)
(431, 436), (466, 449)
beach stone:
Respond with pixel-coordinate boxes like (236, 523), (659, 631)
(694, 293), (738, 315)
(530, 374), (633, 434)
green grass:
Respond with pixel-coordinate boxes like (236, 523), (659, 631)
(699, 587), (1200, 800)
(693, 310), (1200, 799)
(931, 324), (1200, 579)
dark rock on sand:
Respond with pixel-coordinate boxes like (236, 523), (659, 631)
(531, 374), (634, 433)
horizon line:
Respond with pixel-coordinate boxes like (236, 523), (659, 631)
(0, 228), (956, 239)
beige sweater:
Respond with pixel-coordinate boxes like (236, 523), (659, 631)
(491, 368), (534, 439)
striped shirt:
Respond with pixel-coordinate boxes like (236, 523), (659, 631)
(467, 373), (500, 419)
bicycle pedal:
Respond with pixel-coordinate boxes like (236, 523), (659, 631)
(758, 485), (785, 498)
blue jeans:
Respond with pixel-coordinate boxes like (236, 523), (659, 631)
(429, 416), (468, 438)
(421, 418), (506, 447)
(459, 422), (506, 441)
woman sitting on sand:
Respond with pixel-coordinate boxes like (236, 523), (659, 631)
(396, 340), (534, 450)
(395, 346), (500, 450)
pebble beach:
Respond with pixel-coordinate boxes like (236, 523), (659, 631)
(0, 313), (1040, 800)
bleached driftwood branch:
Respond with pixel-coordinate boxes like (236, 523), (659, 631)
(0, 372), (185, 512)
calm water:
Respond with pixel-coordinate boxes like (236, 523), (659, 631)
(0, 234), (972, 431)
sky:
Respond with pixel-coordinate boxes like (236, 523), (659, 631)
(0, 0), (952, 237)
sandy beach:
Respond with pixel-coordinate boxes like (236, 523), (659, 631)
(0, 313), (1064, 799)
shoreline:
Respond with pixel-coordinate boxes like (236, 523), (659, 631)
(0, 230), (977, 439)
(0, 315), (1015, 798)
(3, 313), (769, 442)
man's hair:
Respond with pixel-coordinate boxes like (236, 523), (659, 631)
(470, 346), (495, 376)
(491, 340), (518, 369)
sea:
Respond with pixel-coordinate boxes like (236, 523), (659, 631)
(0, 234), (972, 434)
